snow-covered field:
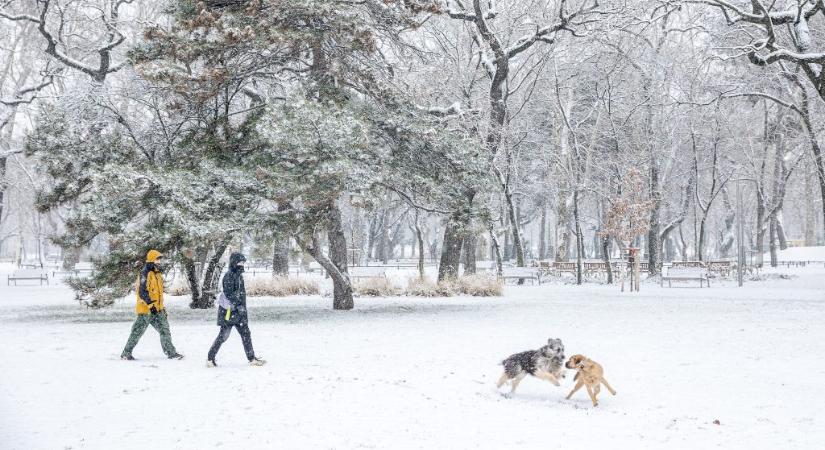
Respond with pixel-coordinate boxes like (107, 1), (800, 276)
(1, 266), (824, 449)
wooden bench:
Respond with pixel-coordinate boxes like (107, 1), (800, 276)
(707, 261), (732, 277)
(349, 267), (387, 281)
(661, 267), (709, 288)
(551, 262), (577, 276)
(7, 269), (49, 286)
(52, 269), (80, 278)
(500, 267), (542, 285)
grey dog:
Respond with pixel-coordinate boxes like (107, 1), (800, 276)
(496, 338), (566, 395)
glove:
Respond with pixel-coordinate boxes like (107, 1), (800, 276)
(236, 305), (247, 314)
(150, 305), (159, 315)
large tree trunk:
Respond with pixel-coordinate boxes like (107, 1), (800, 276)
(648, 155), (662, 274)
(573, 189), (583, 285)
(0, 155), (6, 230)
(805, 168), (817, 246)
(755, 191), (766, 267)
(438, 218), (464, 281)
(496, 164), (525, 268)
(776, 213), (788, 250)
(462, 230), (477, 275)
(555, 192), (571, 262)
(797, 82), (825, 246)
(184, 257), (201, 306)
(326, 204), (353, 310)
(272, 237), (290, 276)
(488, 228), (503, 276)
(538, 203), (547, 259)
(601, 234), (612, 284)
(414, 213), (426, 280)
(719, 190), (736, 258)
(698, 216), (708, 262)
(190, 240), (229, 309)
(769, 214), (779, 267)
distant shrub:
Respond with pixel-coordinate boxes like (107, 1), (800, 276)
(405, 277), (441, 297)
(353, 276), (400, 296)
(404, 274), (502, 297)
(456, 274), (503, 296)
(245, 277), (320, 297)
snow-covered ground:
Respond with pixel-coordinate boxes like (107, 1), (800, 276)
(762, 245), (825, 261)
(1, 265), (824, 449)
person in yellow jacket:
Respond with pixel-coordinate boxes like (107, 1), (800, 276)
(121, 250), (184, 360)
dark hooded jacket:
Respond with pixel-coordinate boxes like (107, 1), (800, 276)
(218, 253), (247, 326)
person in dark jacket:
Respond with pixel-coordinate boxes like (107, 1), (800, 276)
(207, 253), (266, 367)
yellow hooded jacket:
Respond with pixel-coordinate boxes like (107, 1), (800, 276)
(135, 249), (164, 314)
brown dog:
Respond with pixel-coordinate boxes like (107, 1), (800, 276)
(564, 354), (616, 407)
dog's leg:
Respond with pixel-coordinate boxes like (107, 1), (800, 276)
(510, 373), (527, 394)
(586, 384), (598, 407)
(566, 380), (584, 400)
(496, 372), (510, 389)
(600, 377), (617, 395)
(538, 371), (561, 386)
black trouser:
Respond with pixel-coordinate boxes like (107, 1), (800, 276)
(208, 322), (255, 362)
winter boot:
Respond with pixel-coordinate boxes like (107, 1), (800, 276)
(168, 353), (185, 360)
(206, 360), (217, 368)
(249, 357), (266, 367)
(121, 353), (135, 361)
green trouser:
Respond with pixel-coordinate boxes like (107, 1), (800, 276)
(122, 311), (178, 357)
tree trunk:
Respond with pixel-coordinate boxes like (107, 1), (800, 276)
(648, 156), (661, 275)
(573, 190), (583, 285)
(805, 168), (816, 246)
(502, 209), (511, 261)
(438, 218), (464, 281)
(769, 213), (778, 267)
(0, 156), (6, 231)
(489, 228), (503, 276)
(184, 256), (201, 306)
(776, 213), (788, 250)
(326, 204), (353, 310)
(272, 238), (290, 276)
(602, 235), (612, 284)
(414, 214), (425, 280)
(797, 82), (825, 247)
(756, 192), (765, 267)
(555, 193), (571, 262)
(462, 230), (477, 275)
(538, 204), (547, 259)
(191, 240), (229, 309)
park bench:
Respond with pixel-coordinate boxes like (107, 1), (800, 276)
(661, 266), (710, 288)
(349, 267), (387, 281)
(707, 261), (732, 277)
(671, 261), (705, 269)
(52, 268), (80, 278)
(7, 269), (49, 286)
(75, 262), (95, 275)
(551, 262), (577, 276)
(500, 267), (542, 285)
(583, 262), (609, 278)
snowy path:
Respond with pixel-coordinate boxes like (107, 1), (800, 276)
(1, 270), (824, 449)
